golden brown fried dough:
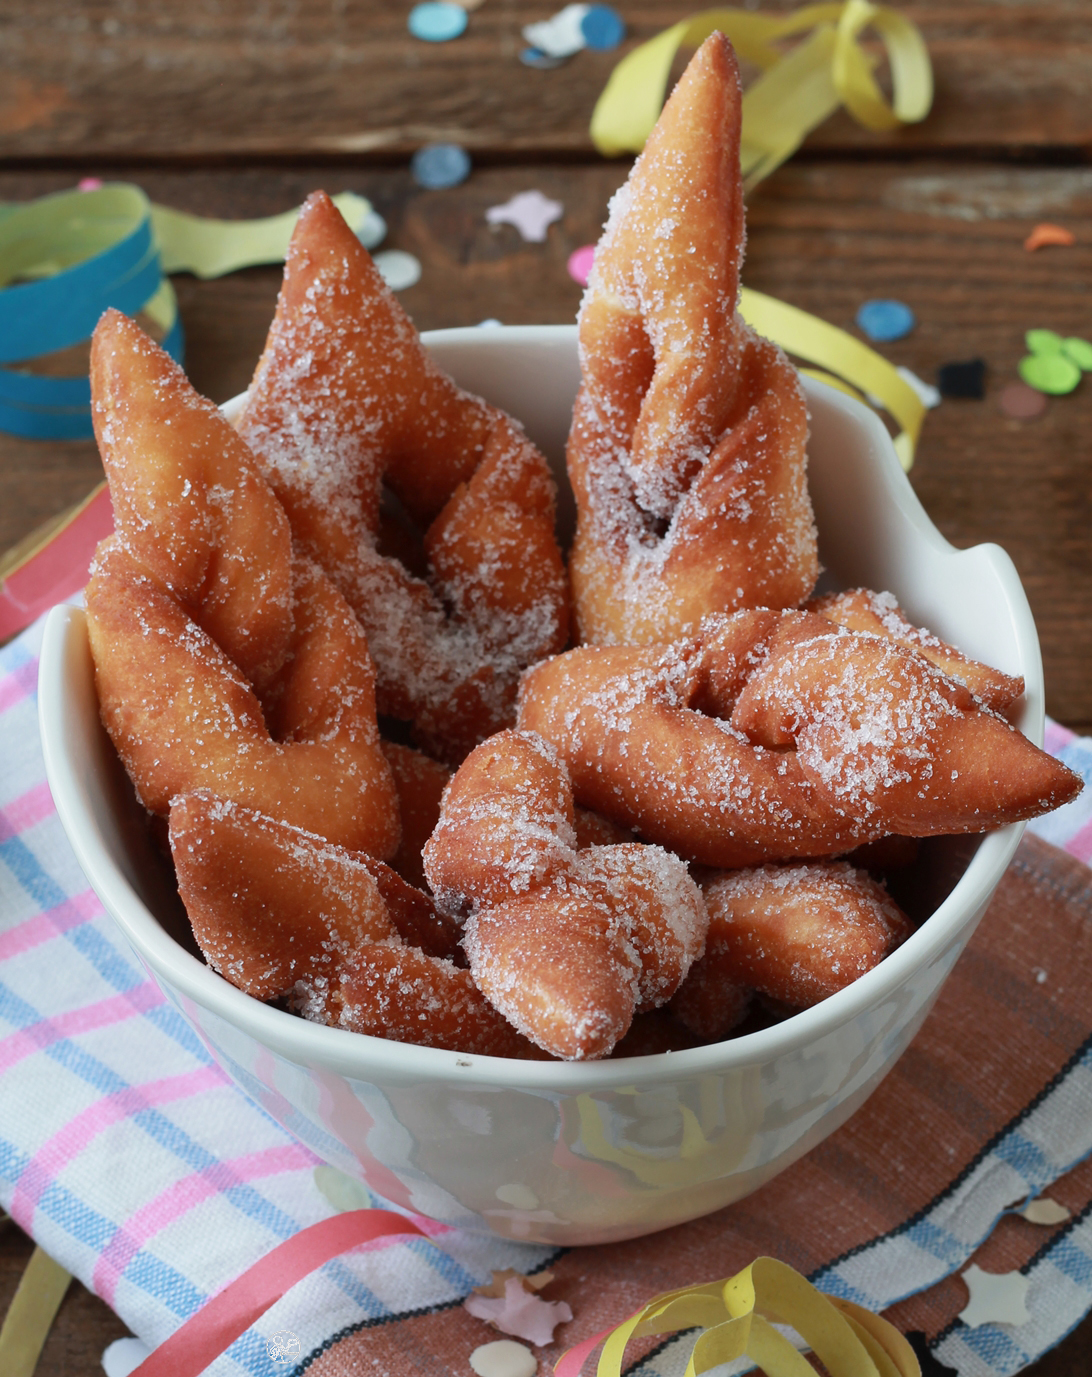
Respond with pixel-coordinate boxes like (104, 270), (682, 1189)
(293, 944), (543, 1058)
(380, 741), (452, 892)
(169, 793), (397, 1000)
(807, 588), (1024, 713)
(87, 541), (400, 858)
(423, 729), (708, 1059)
(519, 611), (1082, 863)
(684, 862), (912, 1013)
(91, 309), (294, 696)
(237, 192), (570, 764)
(568, 34), (816, 645)
(730, 628), (1080, 835)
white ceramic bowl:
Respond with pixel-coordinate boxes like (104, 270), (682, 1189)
(39, 325), (1041, 1246)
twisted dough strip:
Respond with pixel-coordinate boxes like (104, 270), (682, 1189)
(518, 610), (1082, 866)
(671, 861), (912, 1040)
(237, 192), (570, 764)
(568, 34), (817, 645)
(422, 729), (707, 1060)
(86, 312), (399, 858)
(170, 794), (535, 1058)
(807, 588), (1024, 713)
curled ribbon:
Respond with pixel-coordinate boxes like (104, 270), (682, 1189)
(556, 1256), (920, 1377)
(0, 1243), (71, 1377)
(0, 185), (371, 441)
(589, 1), (933, 180)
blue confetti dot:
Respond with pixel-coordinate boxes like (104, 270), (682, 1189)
(411, 143), (472, 189)
(581, 5), (625, 50)
(408, 2), (467, 43)
(520, 46), (568, 69)
(856, 299), (916, 342)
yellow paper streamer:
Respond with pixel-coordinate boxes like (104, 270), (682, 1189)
(568, 1257), (919, 1377)
(152, 191), (372, 279)
(589, 1), (933, 183)
(740, 288), (924, 470)
(0, 1245), (72, 1377)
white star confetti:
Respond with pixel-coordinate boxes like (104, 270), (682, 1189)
(958, 1264), (1031, 1328)
(486, 190), (564, 243)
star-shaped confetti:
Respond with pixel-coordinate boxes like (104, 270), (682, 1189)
(486, 190), (563, 243)
(464, 1273), (573, 1345)
(958, 1264), (1031, 1328)
(905, 1333), (959, 1377)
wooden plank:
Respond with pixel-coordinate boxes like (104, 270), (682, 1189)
(0, 158), (1088, 726)
(0, 2), (1089, 160)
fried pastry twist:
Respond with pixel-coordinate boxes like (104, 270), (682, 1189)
(422, 729), (708, 1060)
(671, 861), (912, 1039)
(237, 192), (570, 764)
(86, 311), (400, 858)
(518, 609), (1082, 866)
(169, 793), (536, 1057)
(568, 33), (817, 645)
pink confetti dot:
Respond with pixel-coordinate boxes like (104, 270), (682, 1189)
(78, 177), (104, 191)
(567, 244), (596, 286)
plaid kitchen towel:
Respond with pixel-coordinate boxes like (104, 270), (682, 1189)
(2, 607), (1092, 1377)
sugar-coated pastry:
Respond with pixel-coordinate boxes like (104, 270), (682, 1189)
(423, 729), (708, 1059)
(519, 610), (1083, 864)
(676, 862), (913, 1020)
(87, 541), (400, 858)
(91, 309), (295, 697)
(170, 792), (397, 999)
(169, 793), (520, 1055)
(807, 588), (1024, 713)
(567, 33), (817, 645)
(380, 741), (452, 892)
(237, 191), (570, 764)
(729, 624), (1079, 836)
(292, 944), (543, 1058)
(86, 313), (400, 858)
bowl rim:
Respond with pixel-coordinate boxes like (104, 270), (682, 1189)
(40, 323), (1033, 1090)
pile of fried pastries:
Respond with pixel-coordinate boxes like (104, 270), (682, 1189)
(86, 34), (1081, 1062)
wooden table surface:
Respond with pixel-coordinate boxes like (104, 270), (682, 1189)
(1, 3), (1089, 1372)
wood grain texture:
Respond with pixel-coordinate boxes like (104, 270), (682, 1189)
(0, 2), (1089, 160)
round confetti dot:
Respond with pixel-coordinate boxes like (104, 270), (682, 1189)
(856, 299), (916, 342)
(373, 249), (422, 292)
(567, 243), (596, 286)
(998, 381), (1048, 420)
(77, 177), (104, 191)
(1062, 336), (1092, 371)
(411, 142), (471, 189)
(469, 1340), (537, 1377)
(1025, 327), (1063, 356)
(1018, 351), (1081, 396)
(581, 4), (626, 49)
(357, 209), (387, 249)
(408, 2), (467, 42)
(520, 46), (568, 68)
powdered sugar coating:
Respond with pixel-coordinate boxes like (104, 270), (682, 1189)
(237, 192), (569, 764)
(567, 34), (817, 645)
(424, 728), (708, 1059)
(694, 860), (912, 1009)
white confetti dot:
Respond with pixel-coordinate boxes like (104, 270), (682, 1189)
(374, 249), (422, 291)
(470, 1339), (537, 1377)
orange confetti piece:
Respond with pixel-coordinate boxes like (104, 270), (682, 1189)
(1024, 223), (1075, 252)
